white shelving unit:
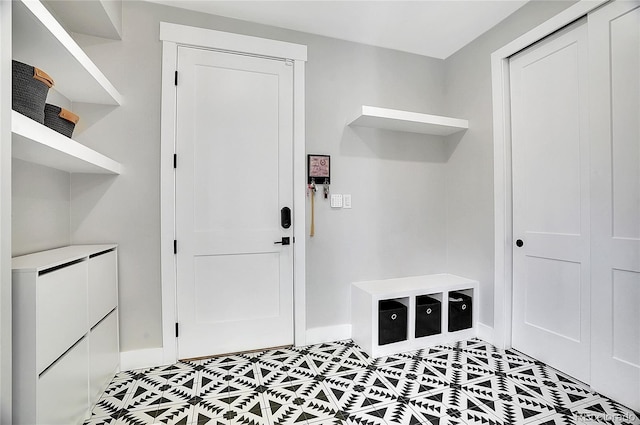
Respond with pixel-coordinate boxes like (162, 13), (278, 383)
(11, 0), (123, 174)
(13, 0), (122, 105)
(12, 111), (121, 174)
(351, 274), (478, 358)
(349, 105), (468, 136)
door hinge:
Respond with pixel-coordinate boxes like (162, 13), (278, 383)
(175, 322), (179, 338)
(174, 71), (178, 86)
(173, 240), (177, 254)
(173, 153), (177, 169)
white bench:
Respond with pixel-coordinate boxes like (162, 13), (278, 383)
(351, 273), (479, 358)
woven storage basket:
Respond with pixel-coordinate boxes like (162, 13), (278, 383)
(44, 104), (79, 138)
(12, 60), (54, 124)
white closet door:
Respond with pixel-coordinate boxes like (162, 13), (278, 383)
(589, 0), (640, 411)
(510, 20), (591, 383)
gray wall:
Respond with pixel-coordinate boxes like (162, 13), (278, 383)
(443, 0), (576, 327)
(12, 159), (70, 256)
(10, 0), (579, 353)
(70, 1), (450, 351)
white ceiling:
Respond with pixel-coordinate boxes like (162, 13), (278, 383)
(146, 0), (529, 59)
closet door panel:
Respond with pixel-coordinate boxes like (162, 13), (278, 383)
(610, 6), (640, 240)
(589, 0), (640, 411)
(510, 20), (591, 383)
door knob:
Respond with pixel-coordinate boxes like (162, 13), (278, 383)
(516, 239), (524, 247)
(274, 237), (290, 245)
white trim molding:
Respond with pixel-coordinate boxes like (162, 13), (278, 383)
(159, 23), (307, 365)
(160, 22), (307, 61)
(475, 322), (495, 345)
(120, 348), (165, 372)
(305, 325), (352, 346)
(491, 0), (607, 350)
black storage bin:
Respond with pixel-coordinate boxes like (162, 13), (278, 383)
(448, 291), (472, 332)
(378, 300), (407, 345)
(12, 60), (54, 123)
(415, 295), (441, 337)
(44, 104), (79, 138)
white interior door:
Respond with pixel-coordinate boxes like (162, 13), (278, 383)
(510, 20), (591, 383)
(589, 1), (640, 411)
(175, 46), (294, 359)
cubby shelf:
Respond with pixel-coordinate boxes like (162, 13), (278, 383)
(13, 0), (123, 105)
(348, 105), (468, 136)
(12, 111), (122, 174)
(351, 274), (478, 358)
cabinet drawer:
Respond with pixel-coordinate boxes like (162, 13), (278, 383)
(38, 337), (89, 425)
(89, 309), (119, 404)
(88, 249), (117, 327)
(37, 260), (88, 374)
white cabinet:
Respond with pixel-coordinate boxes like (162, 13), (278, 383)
(89, 310), (119, 404)
(38, 337), (89, 425)
(36, 259), (88, 374)
(352, 274), (478, 358)
(12, 245), (119, 425)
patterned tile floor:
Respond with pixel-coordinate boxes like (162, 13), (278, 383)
(85, 339), (639, 425)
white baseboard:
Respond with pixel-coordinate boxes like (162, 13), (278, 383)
(120, 347), (166, 371)
(476, 322), (495, 345)
(305, 324), (352, 346)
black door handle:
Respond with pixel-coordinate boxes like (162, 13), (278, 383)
(516, 239), (524, 247)
(274, 237), (290, 245)
(281, 207), (291, 229)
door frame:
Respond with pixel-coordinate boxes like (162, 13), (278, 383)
(490, 0), (607, 350)
(159, 22), (307, 365)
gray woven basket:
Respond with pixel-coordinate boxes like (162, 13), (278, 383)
(44, 104), (78, 138)
(12, 60), (53, 124)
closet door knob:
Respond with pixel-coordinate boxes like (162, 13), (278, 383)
(515, 239), (524, 248)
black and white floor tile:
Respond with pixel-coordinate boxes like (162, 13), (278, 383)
(84, 339), (640, 425)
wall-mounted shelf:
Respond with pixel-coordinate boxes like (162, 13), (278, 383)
(13, 0), (123, 105)
(349, 105), (468, 136)
(12, 111), (122, 174)
(43, 0), (122, 40)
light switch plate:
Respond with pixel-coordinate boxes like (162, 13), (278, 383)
(343, 194), (352, 209)
(330, 194), (343, 208)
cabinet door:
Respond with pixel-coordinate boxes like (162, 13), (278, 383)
(88, 249), (117, 327)
(37, 260), (88, 374)
(89, 309), (119, 405)
(38, 337), (89, 425)
(589, 0), (640, 411)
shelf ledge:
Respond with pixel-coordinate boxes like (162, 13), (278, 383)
(43, 0), (122, 40)
(13, 0), (123, 105)
(349, 105), (468, 136)
(12, 111), (122, 175)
